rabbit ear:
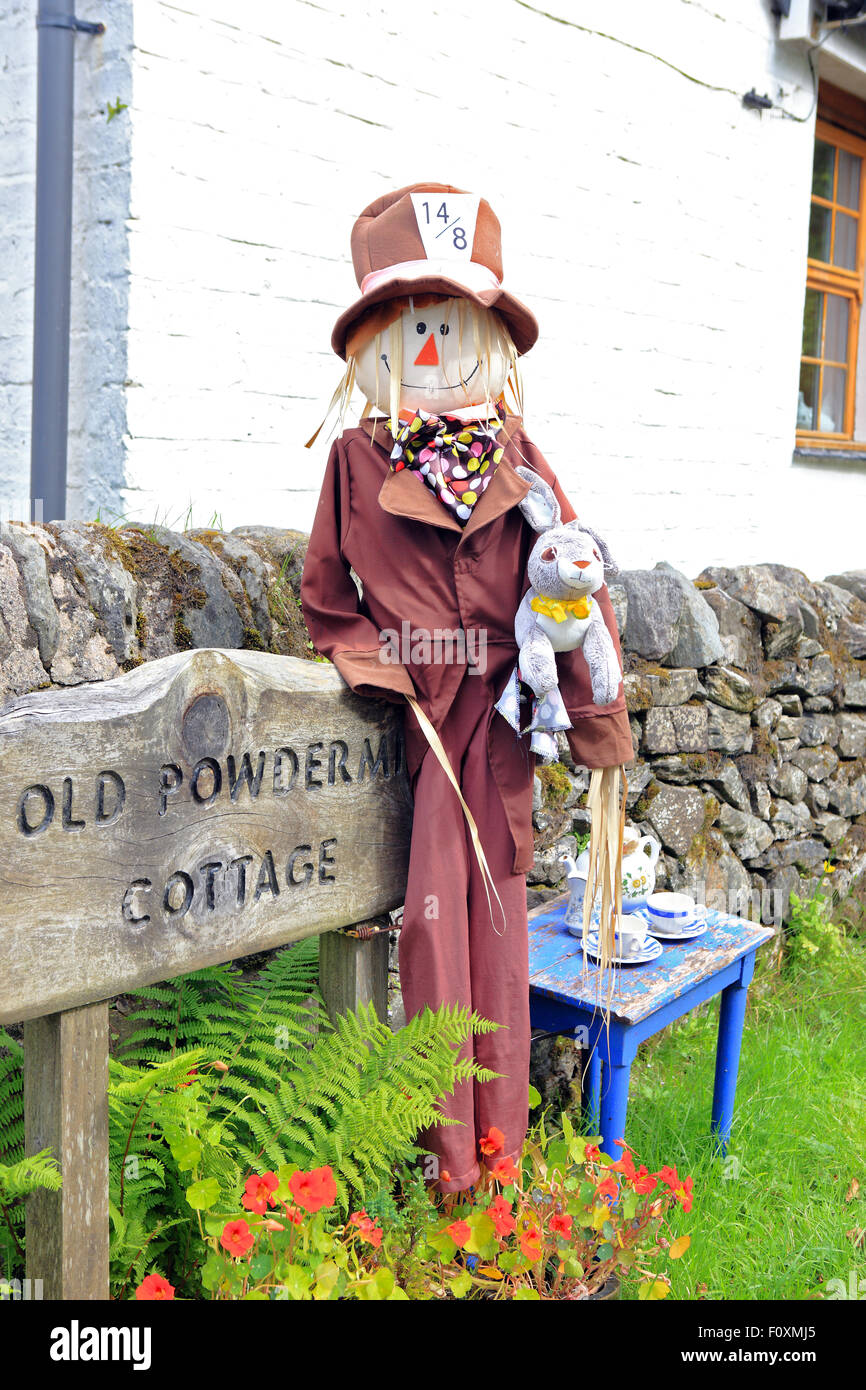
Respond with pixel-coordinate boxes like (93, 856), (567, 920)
(579, 522), (619, 579)
(514, 466), (561, 533)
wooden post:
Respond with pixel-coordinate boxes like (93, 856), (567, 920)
(24, 1001), (109, 1301)
(319, 923), (390, 1026)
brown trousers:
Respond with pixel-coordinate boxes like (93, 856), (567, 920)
(398, 669), (532, 1193)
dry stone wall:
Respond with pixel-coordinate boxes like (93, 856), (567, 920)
(1, 520), (864, 928)
(531, 561), (866, 926)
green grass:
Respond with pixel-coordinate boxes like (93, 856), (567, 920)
(616, 931), (866, 1300)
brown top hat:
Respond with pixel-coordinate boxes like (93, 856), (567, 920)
(330, 182), (539, 361)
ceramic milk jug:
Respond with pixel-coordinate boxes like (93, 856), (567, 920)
(619, 829), (660, 912)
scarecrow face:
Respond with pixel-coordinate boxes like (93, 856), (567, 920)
(354, 297), (510, 415)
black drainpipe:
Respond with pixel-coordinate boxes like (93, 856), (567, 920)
(30, 1), (104, 524)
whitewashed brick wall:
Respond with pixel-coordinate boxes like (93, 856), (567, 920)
(3, 0), (866, 576)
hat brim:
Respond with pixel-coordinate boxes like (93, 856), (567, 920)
(330, 273), (539, 361)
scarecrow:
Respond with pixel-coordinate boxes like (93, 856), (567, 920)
(300, 183), (633, 1194)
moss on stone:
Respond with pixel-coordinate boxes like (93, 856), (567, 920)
(241, 626), (267, 651)
(174, 616), (193, 650)
(537, 761), (572, 808)
(693, 579), (716, 590)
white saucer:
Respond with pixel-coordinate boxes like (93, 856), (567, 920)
(646, 918), (708, 942)
(583, 931), (662, 967)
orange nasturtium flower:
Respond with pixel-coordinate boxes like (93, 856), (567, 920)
(519, 1224), (543, 1261)
(221, 1219), (255, 1258)
(135, 1272), (175, 1300)
(288, 1165), (338, 1213)
(241, 1171), (279, 1215)
(349, 1210), (384, 1248)
(596, 1175), (618, 1203)
(282, 1205), (304, 1226)
(633, 1165), (657, 1195)
(261, 1219), (285, 1232)
(489, 1155), (520, 1184)
(584, 1144), (601, 1162)
(677, 1175), (694, 1214)
(447, 1219), (472, 1249)
(656, 1164), (681, 1192)
(479, 1126), (505, 1157)
(489, 1195), (516, 1238)
(548, 1211), (573, 1239)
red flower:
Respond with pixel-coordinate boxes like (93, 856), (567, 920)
(489, 1195), (515, 1238)
(519, 1224), (543, 1261)
(596, 1175), (618, 1202)
(349, 1210), (384, 1248)
(261, 1218), (285, 1232)
(176, 1068), (198, 1090)
(490, 1155), (520, 1184)
(479, 1126), (505, 1157)
(584, 1143), (601, 1161)
(288, 1165), (337, 1213)
(282, 1205), (304, 1226)
(677, 1175), (694, 1214)
(633, 1165), (657, 1195)
(656, 1164), (680, 1192)
(549, 1211), (573, 1239)
(241, 1170), (279, 1215)
(447, 1219), (472, 1249)
(610, 1148), (636, 1180)
(220, 1219), (254, 1258)
(440, 1170), (452, 1183)
(135, 1272), (175, 1300)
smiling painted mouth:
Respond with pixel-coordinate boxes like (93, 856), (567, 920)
(379, 355), (480, 391)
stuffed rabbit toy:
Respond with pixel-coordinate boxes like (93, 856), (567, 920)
(515, 465), (621, 704)
(495, 465), (621, 759)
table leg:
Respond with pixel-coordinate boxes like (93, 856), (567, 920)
(711, 954), (754, 1154)
(599, 1060), (631, 1160)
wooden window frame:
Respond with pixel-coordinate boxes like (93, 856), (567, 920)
(797, 118), (866, 449)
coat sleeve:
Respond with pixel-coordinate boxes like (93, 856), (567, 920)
(300, 438), (415, 704)
(513, 432), (635, 770)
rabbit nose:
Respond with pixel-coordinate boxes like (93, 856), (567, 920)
(574, 560), (591, 569)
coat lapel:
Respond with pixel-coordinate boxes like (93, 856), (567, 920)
(363, 415), (532, 539)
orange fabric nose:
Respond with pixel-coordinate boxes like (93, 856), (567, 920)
(574, 560), (591, 569)
(414, 334), (440, 367)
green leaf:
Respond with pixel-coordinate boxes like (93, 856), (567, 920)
(279, 1263), (313, 1300)
(185, 1177), (220, 1210)
(450, 1270), (472, 1298)
(528, 1083), (542, 1109)
(514, 1287), (541, 1300)
(169, 1134), (202, 1171)
(249, 1253), (274, 1280)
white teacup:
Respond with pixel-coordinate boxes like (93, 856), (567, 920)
(646, 891), (699, 934)
(613, 917), (649, 958)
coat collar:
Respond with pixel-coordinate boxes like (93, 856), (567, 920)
(360, 414), (532, 542)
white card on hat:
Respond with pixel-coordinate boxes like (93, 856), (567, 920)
(410, 193), (480, 261)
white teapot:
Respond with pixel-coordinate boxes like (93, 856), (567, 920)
(559, 828), (660, 930)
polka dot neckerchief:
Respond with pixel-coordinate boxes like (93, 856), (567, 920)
(386, 406), (506, 525)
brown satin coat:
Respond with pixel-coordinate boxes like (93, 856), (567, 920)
(300, 416), (634, 874)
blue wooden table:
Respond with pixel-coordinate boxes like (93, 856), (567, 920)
(528, 893), (776, 1157)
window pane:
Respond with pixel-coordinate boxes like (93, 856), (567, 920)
(812, 140), (835, 200)
(802, 287), (822, 358)
(833, 210), (858, 270)
(809, 203), (832, 262)
(798, 362), (819, 430)
(821, 365), (847, 432)
(837, 149), (861, 210)
(825, 293), (850, 362)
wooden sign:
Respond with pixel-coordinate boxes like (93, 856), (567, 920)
(0, 648), (412, 1024)
(4, 647), (413, 1299)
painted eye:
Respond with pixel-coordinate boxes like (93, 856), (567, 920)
(439, 323), (450, 336)
(541, 545), (557, 562)
(416, 322), (427, 335)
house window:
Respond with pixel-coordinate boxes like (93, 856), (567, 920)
(797, 119), (866, 443)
